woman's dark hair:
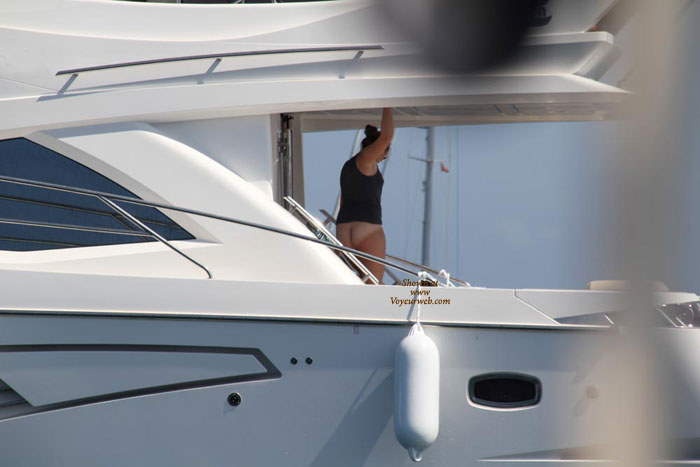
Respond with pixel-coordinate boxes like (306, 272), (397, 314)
(361, 124), (381, 149)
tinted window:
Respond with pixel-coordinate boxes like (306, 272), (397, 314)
(0, 138), (193, 251)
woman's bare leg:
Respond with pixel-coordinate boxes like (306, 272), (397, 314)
(354, 227), (386, 284)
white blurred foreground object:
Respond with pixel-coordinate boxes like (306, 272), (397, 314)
(588, 280), (669, 292)
(394, 322), (440, 462)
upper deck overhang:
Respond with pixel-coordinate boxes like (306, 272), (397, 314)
(0, 0), (627, 138)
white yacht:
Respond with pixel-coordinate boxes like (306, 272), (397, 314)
(1, 0), (699, 465)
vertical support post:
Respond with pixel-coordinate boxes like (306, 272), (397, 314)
(278, 114), (294, 200)
(290, 113), (306, 206)
(421, 127), (435, 266)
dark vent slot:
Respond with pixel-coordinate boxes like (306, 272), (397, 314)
(0, 379), (28, 408)
(469, 373), (541, 409)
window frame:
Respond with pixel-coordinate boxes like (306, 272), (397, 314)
(0, 137), (194, 252)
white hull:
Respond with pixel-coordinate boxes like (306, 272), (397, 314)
(1, 272), (699, 465)
(0, 312), (689, 466)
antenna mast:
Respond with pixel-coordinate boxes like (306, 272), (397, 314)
(421, 127), (435, 266)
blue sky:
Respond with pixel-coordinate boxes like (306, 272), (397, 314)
(303, 119), (698, 292)
(305, 123), (614, 290)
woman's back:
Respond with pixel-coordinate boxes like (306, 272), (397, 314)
(337, 155), (384, 225)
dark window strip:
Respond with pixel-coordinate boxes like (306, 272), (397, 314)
(0, 217), (154, 238)
(0, 194), (184, 231)
(0, 236), (85, 248)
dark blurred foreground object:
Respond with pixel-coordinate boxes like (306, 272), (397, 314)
(379, 0), (540, 73)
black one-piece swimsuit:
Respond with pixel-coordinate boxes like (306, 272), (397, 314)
(336, 155), (384, 225)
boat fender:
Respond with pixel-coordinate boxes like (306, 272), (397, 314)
(394, 323), (440, 462)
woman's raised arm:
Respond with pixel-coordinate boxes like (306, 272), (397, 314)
(378, 107), (394, 144)
(357, 108), (394, 168)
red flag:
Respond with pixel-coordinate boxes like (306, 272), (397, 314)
(440, 162), (449, 173)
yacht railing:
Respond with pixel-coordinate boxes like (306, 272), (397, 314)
(56, 45), (383, 76)
(0, 217), (151, 239)
(0, 175), (458, 285)
(0, 176), (213, 279)
(283, 196), (378, 285)
(297, 200), (405, 285)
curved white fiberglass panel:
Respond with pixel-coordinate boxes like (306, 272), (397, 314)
(0, 121), (362, 284)
(0, 0), (615, 41)
(0, 0), (368, 41)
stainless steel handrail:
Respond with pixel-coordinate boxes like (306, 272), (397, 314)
(0, 175), (431, 279)
(98, 196), (213, 279)
(317, 206), (403, 285)
(56, 45), (384, 76)
(385, 254), (470, 287)
(0, 217), (152, 237)
(0, 193), (162, 232)
(0, 176), (212, 279)
(283, 196), (378, 285)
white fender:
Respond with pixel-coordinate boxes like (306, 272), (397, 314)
(394, 323), (440, 462)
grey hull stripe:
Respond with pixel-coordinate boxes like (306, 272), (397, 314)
(0, 344), (281, 421)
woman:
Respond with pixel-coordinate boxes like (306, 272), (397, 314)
(336, 107), (394, 284)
